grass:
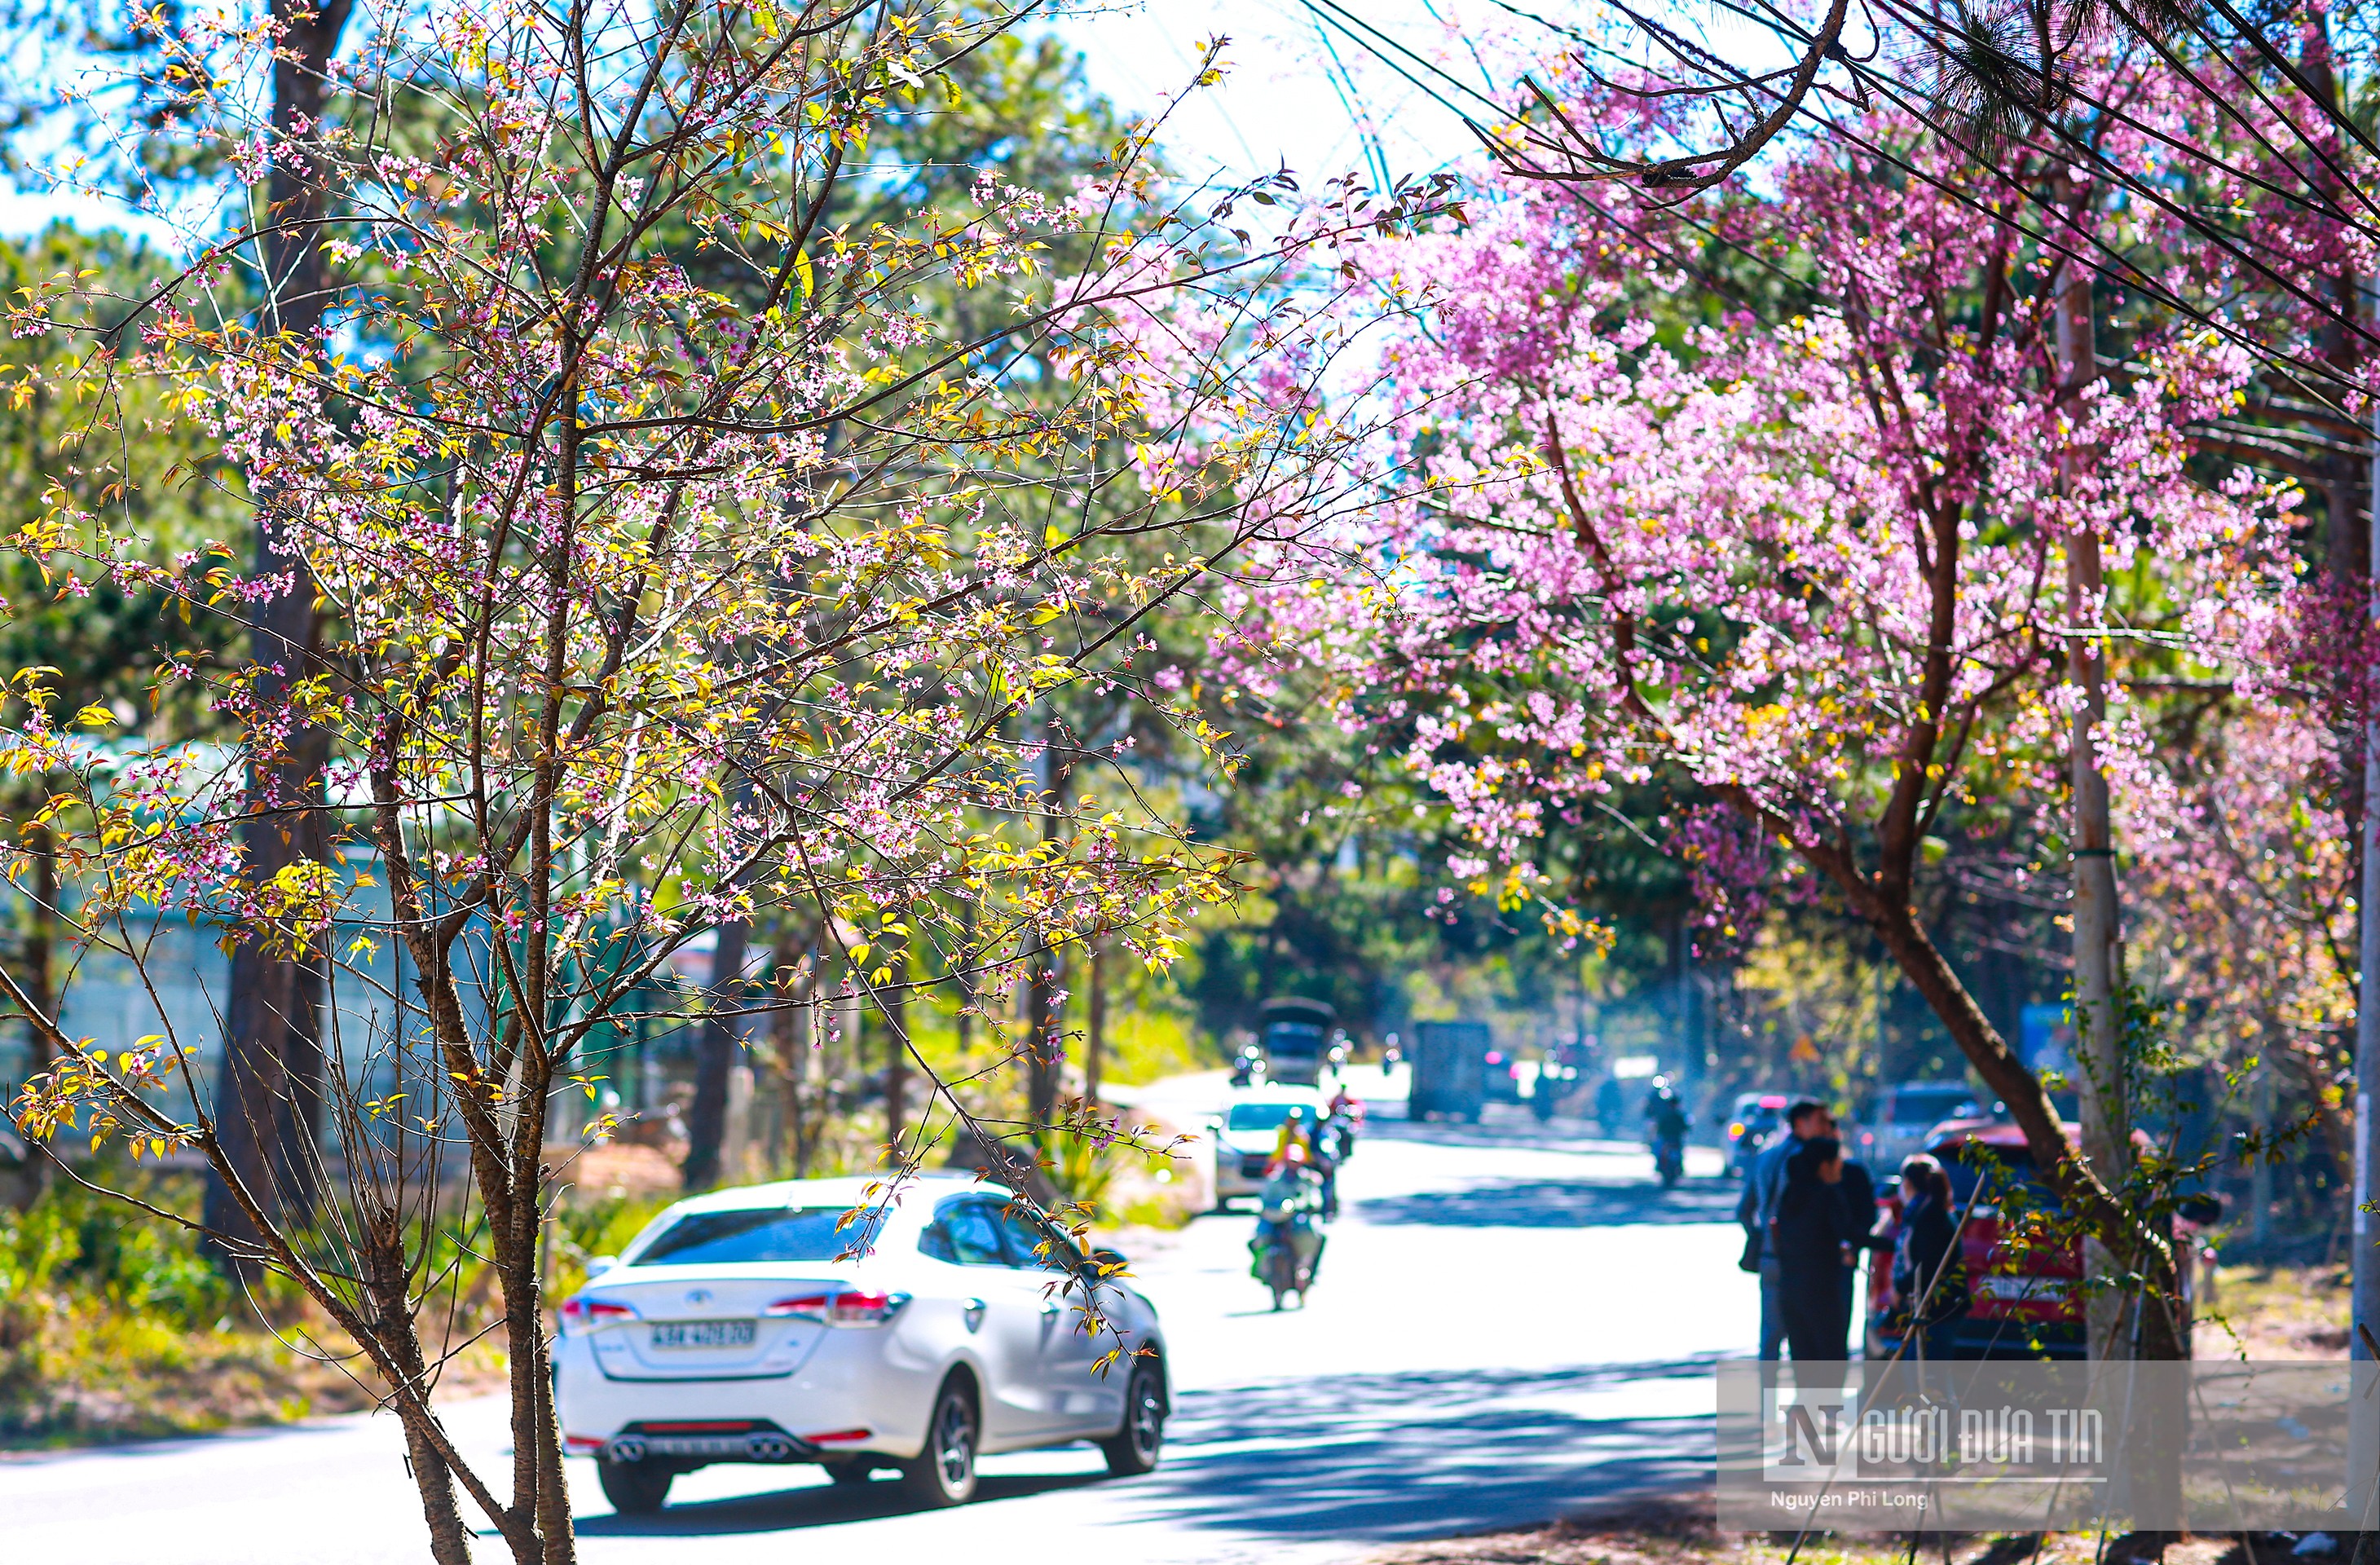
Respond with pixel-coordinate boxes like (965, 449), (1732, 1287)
(0, 1173), (386, 1446)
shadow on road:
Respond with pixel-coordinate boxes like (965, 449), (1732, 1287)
(1132, 1357), (1717, 1541)
(567, 1358), (1720, 1541)
(573, 1471), (1108, 1536)
(1355, 1177), (1741, 1228)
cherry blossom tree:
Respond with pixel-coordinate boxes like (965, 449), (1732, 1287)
(1263, 77), (2301, 1276)
(0, 1), (1430, 1555)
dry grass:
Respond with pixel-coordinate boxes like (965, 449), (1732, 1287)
(0, 1289), (509, 1447)
(2193, 1263), (2350, 1360)
(1364, 1498), (2272, 1565)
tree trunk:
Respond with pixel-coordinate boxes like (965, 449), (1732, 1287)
(24, 813), (55, 1069)
(1027, 715), (1067, 1130)
(364, 1228), (473, 1565)
(1086, 935), (1106, 1108)
(884, 943), (908, 1161)
(1027, 941), (1060, 1131)
(954, 897), (974, 1060)
(769, 945), (802, 1175)
(205, 0), (351, 1274)
(275, 953), (328, 1215)
(683, 919), (750, 1192)
(1864, 897), (2076, 1182)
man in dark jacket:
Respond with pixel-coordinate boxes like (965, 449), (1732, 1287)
(1736, 1099), (1830, 1360)
(1774, 1135), (1859, 1370)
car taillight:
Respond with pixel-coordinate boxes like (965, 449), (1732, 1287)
(1729, 1122), (1745, 1139)
(765, 1289), (911, 1327)
(560, 1296), (637, 1332)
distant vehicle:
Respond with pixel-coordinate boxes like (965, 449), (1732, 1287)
(1863, 1120), (2217, 1360)
(1409, 1021), (1491, 1122)
(1726, 1093), (1791, 1179)
(1482, 1046), (1524, 1103)
(1210, 1086), (1330, 1205)
(1859, 1082), (1986, 1173)
(553, 1175), (1167, 1514)
(1228, 1041), (1267, 1088)
(1254, 997), (1338, 1087)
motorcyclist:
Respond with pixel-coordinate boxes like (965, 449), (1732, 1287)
(1249, 1144), (1326, 1304)
(1324, 1087), (1363, 1158)
(1645, 1076), (1690, 1183)
(1272, 1103), (1316, 1163)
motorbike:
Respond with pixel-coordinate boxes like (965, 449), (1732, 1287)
(1250, 1167), (1325, 1309)
(1652, 1131), (1685, 1188)
(1229, 1043), (1267, 1088)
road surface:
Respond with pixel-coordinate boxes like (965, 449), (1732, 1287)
(0, 1069), (1754, 1563)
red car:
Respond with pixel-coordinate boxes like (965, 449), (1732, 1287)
(1863, 1119), (2210, 1360)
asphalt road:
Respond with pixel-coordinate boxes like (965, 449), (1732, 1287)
(0, 1069), (1752, 1563)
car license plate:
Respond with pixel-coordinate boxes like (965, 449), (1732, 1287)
(1975, 1276), (2069, 1302)
(650, 1320), (756, 1350)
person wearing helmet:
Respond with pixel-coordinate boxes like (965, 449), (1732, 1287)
(1644, 1077), (1690, 1186)
(1250, 1141), (1326, 1304)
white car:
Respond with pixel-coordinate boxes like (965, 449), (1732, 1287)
(1210, 1087), (1327, 1205)
(553, 1175), (1169, 1514)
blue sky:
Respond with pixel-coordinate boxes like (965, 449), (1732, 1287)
(0, 2), (1787, 242)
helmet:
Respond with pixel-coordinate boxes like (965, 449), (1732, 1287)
(1281, 1144), (1309, 1166)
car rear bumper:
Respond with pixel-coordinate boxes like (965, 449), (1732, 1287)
(1866, 1312), (2087, 1360)
(555, 1336), (931, 1462)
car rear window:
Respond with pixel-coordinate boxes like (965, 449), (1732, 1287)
(1263, 1021), (1326, 1056)
(1227, 1103), (1304, 1131)
(632, 1206), (885, 1266)
(1889, 1088), (1982, 1122)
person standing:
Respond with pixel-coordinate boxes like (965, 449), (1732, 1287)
(1737, 1099), (1829, 1360)
(1774, 1135), (1859, 1365)
(1892, 1154), (1967, 1360)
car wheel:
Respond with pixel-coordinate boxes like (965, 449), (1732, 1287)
(596, 1457), (673, 1515)
(826, 1461), (876, 1486)
(901, 1376), (980, 1508)
(1100, 1361), (1166, 1476)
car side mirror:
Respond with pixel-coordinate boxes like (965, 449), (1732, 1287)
(584, 1254), (619, 1278)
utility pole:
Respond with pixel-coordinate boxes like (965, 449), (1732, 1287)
(2057, 218), (2131, 1364)
(2350, 268), (2380, 1523)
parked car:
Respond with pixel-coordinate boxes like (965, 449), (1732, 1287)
(1210, 1086), (1330, 1204)
(554, 1175), (1168, 1514)
(1725, 1093), (1790, 1180)
(1863, 1120), (2215, 1360)
(1858, 1081), (1987, 1174)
